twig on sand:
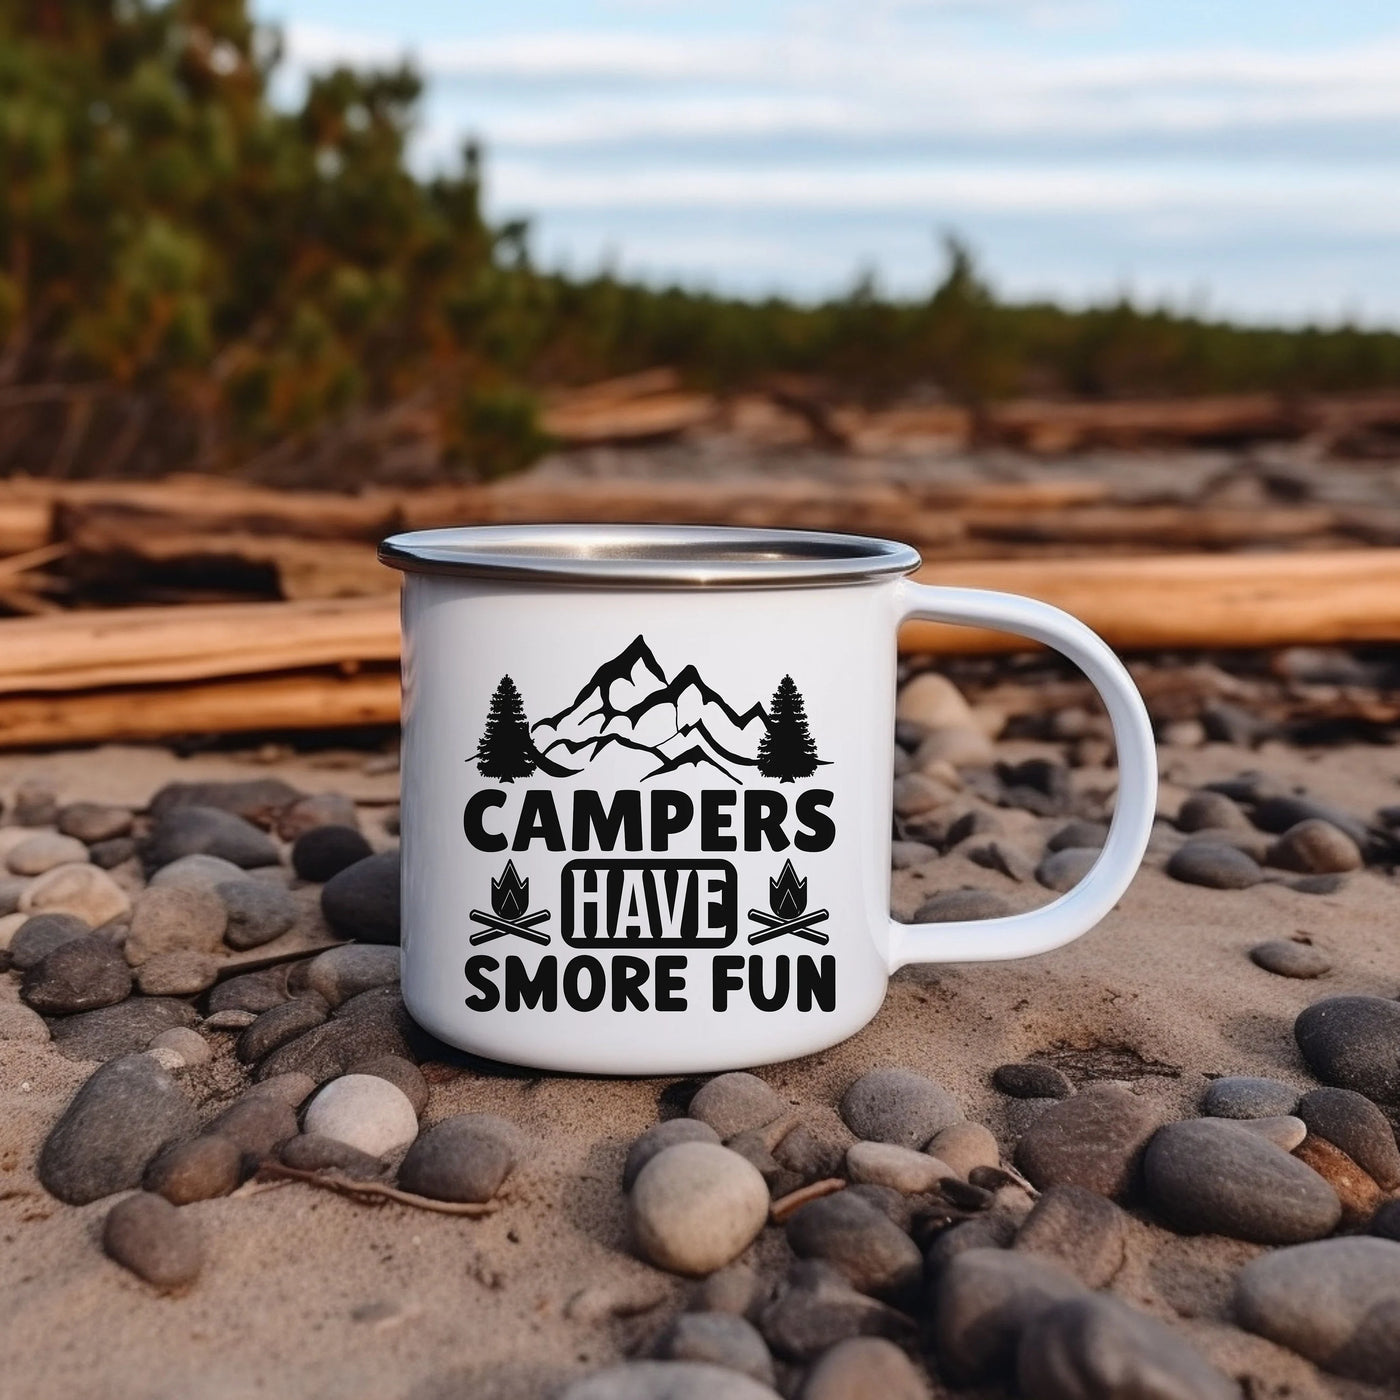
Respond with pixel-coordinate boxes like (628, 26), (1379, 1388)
(255, 1162), (502, 1217)
(770, 1177), (845, 1224)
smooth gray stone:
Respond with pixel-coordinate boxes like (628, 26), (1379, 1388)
(0, 873), (28, 916)
(840, 1068), (960, 1150)
(799, 1337), (930, 1400)
(1143, 1118), (1341, 1244)
(653, 1312), (775, 1386)
(624, 1119), (721, 1192)
(1014, 1185), (1126, 1288)
(1018, 1294), (1238, 1400)
(689, 1073), (785, 1138)
(8, 912), (91, 970)
(1371, 1200), (1400, 1241)
(1249, 795), (1369, 848)
(291, 824), (373, 882)
(143, 805), (279, 871)
(148, 778), (302, 828)
(144, 1135), (243, 1204)
(1165, 842), (1262, 890)
(320, 850), (400, 944)
(933, 1247), (1085, 1384)
(967, 841), (1036, 883)
(912, 888), (1014, 923)
(1266, 819), (1362, 875)
(1235, 1237), (1400, 1384)
(1014, 1086), (1159, 1201)
(1295, 1087), (1400, 1190)
(925, 1212), (1020, 1281)
(890, 840), (937, 870)
(348, 1054), (428, 1117)
(47, 997), (196, 1063)
(39, 1054), (198, 1204)
(89, 837), (138, 870)
(217, 879), (298, 950)
(994, 1062), (1074, 1100)
(304, 943), (400, 1009)
(1294, 996), (1400, 1105)
(275, 792), (360, 842)
(206, 966), (290, 1014)
(1176, 791), (1250, 833)
(1250, 939), (1331, 978)
(58, 803), (134, 844)
(21, 936), (131, 1014)
(253, 985), (417, 1083)
(1046, 820), (1108, 852)
(1201, 1076), (1299, 1120)
(236, 997), (329, 1064)
(784, 1190), (922, 1302)
(148, 853), (245, 893)
(102, 1191), (203, 1293)
(758, 1261), (917, 1364)
(1036, 848), (1098, 893)
(279, 1133), (385, 1179)
(560, 1362), (781, 1400)
(206, 1096), (299, 1160)
(397, 1113), (518, 1202)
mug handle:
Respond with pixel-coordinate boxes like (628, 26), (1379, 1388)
(888, 582), (1158, 970)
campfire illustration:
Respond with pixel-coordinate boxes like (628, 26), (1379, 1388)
(747, 860), (830, 945)
(470, 860), (551, 946)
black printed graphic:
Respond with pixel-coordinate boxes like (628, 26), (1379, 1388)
(748, 859), (829, 945)
(474, 675), (581, 782)
(561, 859), (738, 946)
(470, 860), (552, 945)
(756, 675), (824, 782)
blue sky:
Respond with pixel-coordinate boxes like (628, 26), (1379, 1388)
(256, 1), (1400, 324)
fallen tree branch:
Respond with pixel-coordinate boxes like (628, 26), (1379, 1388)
(255, 1162), (502, 1216)
(770, 1177), (846, 1224)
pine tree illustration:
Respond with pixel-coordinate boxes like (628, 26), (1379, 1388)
(474, 676), (537, 783)
(756, 675), (823, 782)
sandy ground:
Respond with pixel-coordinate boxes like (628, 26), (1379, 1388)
(0, 735), (1397, 1400)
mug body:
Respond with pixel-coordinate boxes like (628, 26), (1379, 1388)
(396, 567), (901, 1074)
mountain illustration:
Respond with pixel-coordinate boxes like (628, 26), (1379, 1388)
(531, 636), (774, 782)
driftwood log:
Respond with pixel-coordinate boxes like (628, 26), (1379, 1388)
(5, 550), (1400, 746)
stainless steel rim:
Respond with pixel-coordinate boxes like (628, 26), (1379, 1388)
(378, 524), (922, 589)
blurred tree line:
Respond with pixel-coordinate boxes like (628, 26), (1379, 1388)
(3, 0), (1400, 485)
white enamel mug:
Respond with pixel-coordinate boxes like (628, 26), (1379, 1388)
(379, 525), (1156, 1075)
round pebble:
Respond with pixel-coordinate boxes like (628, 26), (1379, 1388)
(206, 1096), (299, 1160)
(89, 837), (138, 870)
(890, 841), (937, 870)
(303, 1074), (419, 1158)
(276, 792), (359, 842)
(1018, 1294), (1238, 1400)
(993, 1063), (1074, 1100)
(625, 1119), (722, 1192)
(561, 1361), (781, 1400)
(1296, 1087), (1400, 1190)
(48, 997), (196, 1062)
(1250, 939), (1331, 978)
(320, 850), (400, 943)
(911, 889), (1013, 923)
(291, 824), (373, 882)
(136, 950), (220, 996)
(758, 1259), (916, 1363)
(840, 1068), (960, 1150)
(280, 1133), (386, 1178)
(1014, 1086), (1159, 1200)
(785, 1189), (922, 1300)
(217, 879), (298, 950)
(0, 1002), (50, 1042)
(348, 1054), (428, 1117)
(148, 1026), (212, 1067)
(1294, 995), (1400, 1105)
(0, 873), (29, 916)
(1176, 790), (1251, 833)
(1266, 819), (1363, 875)
(800, 1337), (930, 1400)
(1143, 1117), (1341, 1243)
(1235, 1237), (1400, 1384)
(6, 832), (89, 876)
(102, 1192), (204, 1292)
(150, 777), (303, 827)
(8, 912), (91, 970)
(630, 1142), (770, 1277)
(689, 1073), (786, 1138)
(397, 1113), (519, 1203)
(1014, 1184), (1126, 1288)
(149, 853), (246, 893)
(926, 1122), (999, 1179)
(1232, 1115), (1308, 1152)
(208, 966), (291, 1015)
(123, 885), (228, 965)
(1202, 1076), (1299, 1119)
(846, 1142), (950, 1195)
(896, 673), (975, 731)
(143, 1135), (242, 1203)
(236, 997), (329, 1064)
(1046, 820), (1108, 852)
(18, 862), (130, 926)
(142, 804), (280, 871)
(893, 773), (952, 818)
(22, 936), (132, 1014)
(1165, 842), (1263, 889)
(57, 803), (134, 844)
(304, 944), (401, 1009)
(1034, 848), (1097, 893)
(39, 1053), (198, 1204)
(241, 1072), (317, 1108)
(654, 1312), (775, 1386)
(913, 725), (993, 769)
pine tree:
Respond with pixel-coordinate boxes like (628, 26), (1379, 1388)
(757, 675), (822, 782)
(475, 675), (537, 782)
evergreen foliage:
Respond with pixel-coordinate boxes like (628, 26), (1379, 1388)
(475, 675), (536, 783)
(3, 5), (1399, 485)
(757, 675), (823, 783)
